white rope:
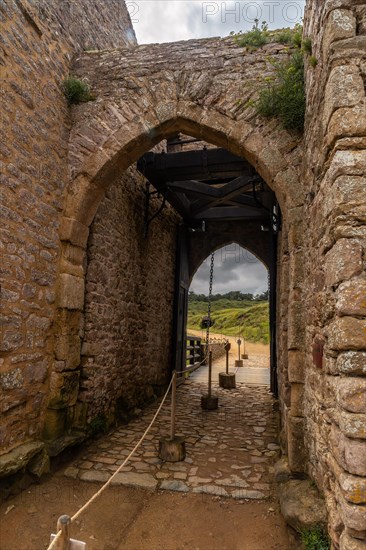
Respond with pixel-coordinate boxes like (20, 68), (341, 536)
(47, 376), (174, 550)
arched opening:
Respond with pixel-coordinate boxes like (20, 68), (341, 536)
(51, 111), (304, 477)
(187, 243), (271, 386)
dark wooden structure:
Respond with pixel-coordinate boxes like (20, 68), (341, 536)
(137, 146), (279, 396)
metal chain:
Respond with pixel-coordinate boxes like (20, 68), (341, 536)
(205, 252), (215, 353)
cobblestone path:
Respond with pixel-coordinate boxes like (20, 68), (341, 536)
(65, 380), (280, 500)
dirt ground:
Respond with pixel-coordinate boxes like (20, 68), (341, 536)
(188, 329), (270, 368)
(0, 472), (291, 550)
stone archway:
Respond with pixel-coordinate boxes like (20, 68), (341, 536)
(48, 37), (306, 475)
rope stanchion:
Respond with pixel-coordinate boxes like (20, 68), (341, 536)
(47, 376), (174, 550)
(159, 370), (186, 462)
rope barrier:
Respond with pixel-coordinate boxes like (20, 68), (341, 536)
(47, 376), (174, 550)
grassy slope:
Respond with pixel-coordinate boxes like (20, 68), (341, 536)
(187, 299), (269, 344)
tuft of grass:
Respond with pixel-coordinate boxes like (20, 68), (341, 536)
(301, 526), (331, 550)
(309, 55), (318, 68)
(62, 77), (95, 106)
(256, 50), (305, 131)
(302, 37), (313, 55)
(275, 28), (295, 45)
(233, 19), (269, 49)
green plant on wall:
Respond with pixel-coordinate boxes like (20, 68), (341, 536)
(232, 19), (269, 49)
(62, 77), (95, 106)
(256, 50), (305, 131)
(301, 525), (331, 550)
(232, 21), (318, 132)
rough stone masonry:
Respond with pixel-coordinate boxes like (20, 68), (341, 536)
(0, 1), (365, 548)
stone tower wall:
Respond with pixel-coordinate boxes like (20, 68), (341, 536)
(302, 2), (366, 547)
(0, 0), (136, 455)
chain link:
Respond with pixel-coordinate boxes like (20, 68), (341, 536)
(205, 252), (215, 352)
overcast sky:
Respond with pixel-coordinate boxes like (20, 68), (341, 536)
(127, 2), (297, 294)
(190, 245), (268, 295)
(128, 1), (306, 44)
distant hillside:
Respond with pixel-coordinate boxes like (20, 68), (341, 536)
(187, 298), (269, 344)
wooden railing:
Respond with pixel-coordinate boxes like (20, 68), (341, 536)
(186, 335), (203, 370)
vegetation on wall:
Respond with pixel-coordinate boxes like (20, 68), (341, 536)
(62, 77), (95, 106)
(232, 21), (317, 132)
(256, 51), (305, 131)
(301, 526), (331, 550)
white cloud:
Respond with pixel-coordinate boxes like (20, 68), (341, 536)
(128, 1), (306, 44)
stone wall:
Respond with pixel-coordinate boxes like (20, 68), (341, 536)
(80, 166), (178, 426)
(302, 2), (366, 547)
(0, 0), (135, 464)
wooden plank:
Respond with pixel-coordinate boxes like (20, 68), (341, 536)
(192, 206), (267, 221)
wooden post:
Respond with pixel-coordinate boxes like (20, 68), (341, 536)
(235, 338), (243, 368)
(159, 370), (186, 462)
(170, 370), (177, 440)
(56, 515), (71, 550)
(201, 351), (218, 409)
(219, 342), (235, 389)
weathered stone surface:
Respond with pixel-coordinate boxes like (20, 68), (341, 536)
(336, 280), (366, 317)
(336, 378), (366, 414)
(47, 433), (85, 457)
(290, 383), (305, 417)
(331, 424), (366, 476)
(160, 480), (189, 493)
(111, 472), (158, 491)
(274, 458), (293, 483)
(59, 217), (90, 249)
(42, 408), (67, 442)
(325, 239), (363, 288)
(339, 531), (366, 550)
(279, 480), (327, 532)
(48, 371), (80, 409)
(337, 353), (366, 376)
(328, 318), (366, 351)
(323, 65), (365, 129)
(0, 441), (45, 477)
(58, 273), (85, 311)
(80, 470), (109, 483)
(327, 103), (366, 147)
(323, 9), (356, 57)
(287, 417), (306, 474)
(0, 368), (23, 390)
(337, 486), (366, 532)
(28, 448), (50, 478)
(337, 410), (366, 439)
(288, 351), (305, 383)
(339, 471), (366, 505)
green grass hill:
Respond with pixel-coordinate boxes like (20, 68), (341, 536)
(187, 298), (269, 344)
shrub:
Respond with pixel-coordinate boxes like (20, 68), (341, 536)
(301, 525), (331, 550)
(256, 51), (305, 131)
(302, 37), (312, 55)
(62, 77), (95, 106)
(275, 28), (295, 45)
(309, 55), (318, 68)
(233, 19), (269, 49)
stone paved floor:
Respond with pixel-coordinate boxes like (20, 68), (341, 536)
(65, 377), (280, 501)
(191, 362), (270, 385)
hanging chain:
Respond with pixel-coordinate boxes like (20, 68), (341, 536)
(205, 252), (215, 354)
